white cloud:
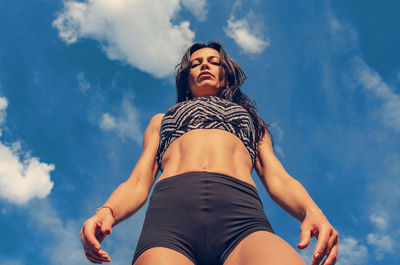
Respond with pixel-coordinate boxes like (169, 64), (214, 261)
(53, 0), (196, 78)
(0, 96), (7, 137)
(298, 235), (369, 265)
(326, 10), (400, 262)
(0, 95), (55, 205)
(298, 238), (316, 265)
(328, 12), (358, 53)
(77, 72), (91, 92)
(224, 12), (269, 54)
(274, 146), (285, 159)
(101, 207), (148, 265)
(369, 213), (388, 231)
(224, 1), (268, 54)
(25, 194), (149, 265)
(363, 155), (400, 261)
(269, 122), (285, 158)
(181, 0), (207, 21)
(100, 113), (117, 130)
(270, 122), (284, 141)
(367, 233), (394, 261)
(29, 200), (148, 265)
(366, 212), (395, 261)
(0, 141), (55, 205)
(0, 259), (24, 265)
(99, 99), (142, 145)
(28, 200), (86, 265)
(352, 57), (400, 132)
(338, 236), (369, 265)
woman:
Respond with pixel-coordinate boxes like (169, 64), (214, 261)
(80, 41), (339, 265)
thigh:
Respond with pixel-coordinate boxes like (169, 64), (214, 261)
(134, 247), (195, 265)
(223, 231), (305, 265)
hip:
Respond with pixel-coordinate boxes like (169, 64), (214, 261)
(146, 171), (272, 230)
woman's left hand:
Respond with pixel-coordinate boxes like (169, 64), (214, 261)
(297, 209), (339, 265)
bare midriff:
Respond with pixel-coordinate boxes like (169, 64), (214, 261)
(156, 129), (257, 190)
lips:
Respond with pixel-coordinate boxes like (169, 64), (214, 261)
(198, 71), (213, 78)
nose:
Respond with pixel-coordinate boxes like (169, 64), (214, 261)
(200, 61), (210, 70)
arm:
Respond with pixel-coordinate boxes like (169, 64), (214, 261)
(100, 113), (164, 225)
(255, 129), (339, 265)
(80, 113), (164, 263)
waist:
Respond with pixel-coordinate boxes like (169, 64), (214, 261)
(159, 129), (253, 170)
(157, 129), (256, 170)
(153, 171), (260, 200)
(146, 171), (273, 234)
(157, 167), (256, 191)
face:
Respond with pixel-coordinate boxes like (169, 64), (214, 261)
(188, 47), (227, 98)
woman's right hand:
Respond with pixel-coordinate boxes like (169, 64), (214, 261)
(80, 207), (115, 263)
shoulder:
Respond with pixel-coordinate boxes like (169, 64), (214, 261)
(148, 113), (165, 130)
(256, 128), (273, 154)
(142, 114), (165, 148)
(142, 114), (165, 138)
(151, 113), (165, 122)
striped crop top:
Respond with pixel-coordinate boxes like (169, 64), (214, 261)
(156, 95), (257, 171)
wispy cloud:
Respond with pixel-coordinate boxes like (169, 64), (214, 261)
(53, 0), (195, 78)
(327, 7), (400, 260)
(0, 259), (24, 265)
(367, 213), (395, 260)
(367, 233), (394, 261)
(224, 1), (269, 54)
(28, 200), (86, 265)
(298, 236), (369, 265)
(0, 96), (54, 205)
(100, 113), (117, 130)
(26, 195), (147, 265)
(0, 96), (7, 137)
(76, 72), (91, 93)
(365, 156), (400, 261)
(99, 98), (143, 145)
(269, 122), (285, 158)
(181, 0), (208, 21)
(369, 213), (389, 231)
(338, 236), (369, 265)
(352, 57), (400, 132)
(298, 238), (316, 265)
(101, 208), (148, 265)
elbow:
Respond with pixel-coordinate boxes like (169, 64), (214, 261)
(133, 182), (151, 203)
(264, 174), (295, 196)
(264, 172), (292, 187)
(123, 179), (151, 204)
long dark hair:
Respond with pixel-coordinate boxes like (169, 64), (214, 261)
(175, 41), (273, 146)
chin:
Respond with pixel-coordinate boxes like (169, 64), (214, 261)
(193, 87), (221, 97)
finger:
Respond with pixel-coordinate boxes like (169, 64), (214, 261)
(84, 235), (102, 255)
(298, 225), (311, 249)
(98, 249), (111, 260)
(95, 228), (106, 243)
(85, 241), (110, 261)
(86, 255), (103, 264)
(311, 252), (322, 265)
(85, 247), (110, 263)
(101, 214), (114, 236)
(80, 228), (85, 244)
(325, 230), (339, 258)
(83, 234), (111, 263)
(85, 251), (104, 264)
(321, 243), (338, 265)
(83, 221), (102, 251)
(311, 228), (330, 265)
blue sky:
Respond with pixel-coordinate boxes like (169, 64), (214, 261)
(0, 0), (399, 264)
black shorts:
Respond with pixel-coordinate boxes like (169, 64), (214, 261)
(132, 171), (274, 265)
